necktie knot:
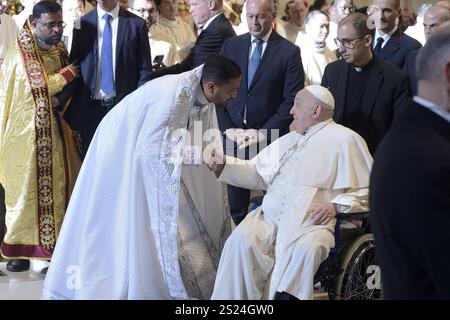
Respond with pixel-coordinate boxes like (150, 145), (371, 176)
(103, 13), (112, 22)
(374, 37), (384, 54)
(253, 38), (263, 48)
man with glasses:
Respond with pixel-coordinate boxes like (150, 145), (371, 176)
(326, 0), (354, 53)
(369, 0), (421, 69)
(0, 0), (80, 273)
(321, 12), (411, 155)
(130, 0), (179, 67)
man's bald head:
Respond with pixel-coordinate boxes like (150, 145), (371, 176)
(423, 4), (450, 40)
(436, 0), (450, 10)
(330, 0), (354, 23)
(416, 21), (450, 111)
(246, 0), (274, 38)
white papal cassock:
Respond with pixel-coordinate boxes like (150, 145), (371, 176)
(211, 119), (373, 300)
(42, 66), (232, 299)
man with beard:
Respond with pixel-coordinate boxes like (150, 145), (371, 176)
(0, 0), (80, 273)
(42, 55), (240, 300)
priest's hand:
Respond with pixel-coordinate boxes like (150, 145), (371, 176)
(66, 63), (80, 77)
(203, 145), (226, 178)
(238, 129), (266, 149)
(310, 202), (337, 225)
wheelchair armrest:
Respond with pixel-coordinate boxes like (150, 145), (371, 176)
(336, 211), (370, 221)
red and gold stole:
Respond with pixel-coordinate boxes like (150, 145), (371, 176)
(16, 21), (65, 251)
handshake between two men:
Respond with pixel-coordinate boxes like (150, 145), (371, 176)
(200, 143), (337, 227)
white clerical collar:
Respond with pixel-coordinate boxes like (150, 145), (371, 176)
(202, 13), (221, 31)
(97, 3), (120, 19)
(302, 119), (333, 136)
(374, 26), (397, 48)
(414, 96), (450, 124)
(251, 28), (272, 43)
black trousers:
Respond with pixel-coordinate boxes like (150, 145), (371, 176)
(0, 184), (5, 244)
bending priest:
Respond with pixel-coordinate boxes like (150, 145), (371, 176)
(206, 85), (373, 300)
(42, 55), (241, 299)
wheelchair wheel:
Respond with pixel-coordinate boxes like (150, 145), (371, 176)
(333, 233), (382, 300)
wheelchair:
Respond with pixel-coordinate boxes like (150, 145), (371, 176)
(313, 211), (382, 300)
(249, 195), (382, 300)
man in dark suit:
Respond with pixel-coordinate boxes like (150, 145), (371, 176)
(61, 0), (152, 155)
(322, 12), (410, 155)
(403, 4), (450, 95)
(370, 23), (450, 299)
(152, 0), (235, 78)
(370, 0), (421, 69)
(218, 0), (304, 224)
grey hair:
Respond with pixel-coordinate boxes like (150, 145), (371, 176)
(416, 21), (450, 82)
(247, 0), (274, 13)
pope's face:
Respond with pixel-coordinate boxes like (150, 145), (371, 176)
(290, 90), (317, 134)
(32, 11), (65, 46)
(204, 77), (240, 108)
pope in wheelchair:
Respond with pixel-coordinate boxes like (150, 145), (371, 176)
(205, 85), (373, 300)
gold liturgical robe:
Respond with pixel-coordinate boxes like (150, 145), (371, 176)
(0, 24), (80, 259)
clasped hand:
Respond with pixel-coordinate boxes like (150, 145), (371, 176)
(225, 128), (266, 149)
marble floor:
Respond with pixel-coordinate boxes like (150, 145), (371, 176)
(0, 262), (44, 300)
(0, 261), (328, 300)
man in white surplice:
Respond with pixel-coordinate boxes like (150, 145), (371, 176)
(206, 85), (373, 300)
(41, 55), (241, 300)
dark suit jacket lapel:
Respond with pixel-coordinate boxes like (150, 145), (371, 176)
(379, 29), (401, 60)
(241, 33), (251, 89)
(116, 8), (128, 65)
(362, 58), (384, 116)
(334, 61), (349, 121)
(86, 10), (98, 94)
(248, 31), (282, 90)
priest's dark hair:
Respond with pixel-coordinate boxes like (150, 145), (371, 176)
(202, 55), (241, 86)
(339, 12), (371, 37)
(32, 0), (62, 21)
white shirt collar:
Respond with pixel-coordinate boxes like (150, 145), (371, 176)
(251, 28), (272, 44)
(413, 96), (450, 124)
(202, 13), (221, 31)
(97, 4), (120, 20)
(374, 26), (397, 47)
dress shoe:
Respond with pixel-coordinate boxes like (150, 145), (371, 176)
(6, 259), (30, 272)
